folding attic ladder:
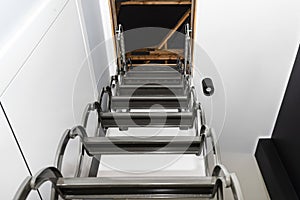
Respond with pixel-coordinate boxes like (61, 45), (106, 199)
(14, 1), (243, 199)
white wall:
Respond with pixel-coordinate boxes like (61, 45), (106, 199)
(79, 0), (117, 90)
(0, 0), (99, 198)
(0, 0), (70, 97)
(99, 0), (118, 75)
(194, 0), (300, 153)
(191, 1), (300, 198)
(0, 108), (41, 199)
(0, 0), (44, 47)
(79, 0), (110, 89)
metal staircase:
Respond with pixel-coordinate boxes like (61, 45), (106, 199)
(14, 23), (243, 200)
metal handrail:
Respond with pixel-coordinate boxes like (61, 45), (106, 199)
(53, 127), (87, 174)
(52, 126), (88, 187)
(98, 86), (112, 113)
(54, 129), (71, 171)
(212, 165), (244, 200)
(13, 177), (32, 200)
(230, 173), (244, 200)
(206, 128), (221, 165)
(14, 167), (63, 200)
(184, 23), (192, 76)
(116, 24), (127, 73)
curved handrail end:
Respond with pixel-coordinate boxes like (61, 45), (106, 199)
(13, 176), (32, 200)
(30, 167), (62, 190)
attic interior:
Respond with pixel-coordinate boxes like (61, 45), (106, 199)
(0, 0), (299, 200)
(112, 0), (194, 66)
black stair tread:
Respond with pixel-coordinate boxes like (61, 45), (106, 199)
(126, 71), (182, 77)
(100, 112), (194, 128)
(112, 96), (188, 100)
(111, 96), (189, 109)
(118, 84), (185, 88)
(57, 177), (216, 198)
(124, 76), (182, 80)
(83, 136), (203, 154)
(117, 84), (186, 96)
(127, 70), (181, 74)
(101, 112), (193, 118)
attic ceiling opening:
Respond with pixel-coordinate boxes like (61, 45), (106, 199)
(109, 0), (195, 66)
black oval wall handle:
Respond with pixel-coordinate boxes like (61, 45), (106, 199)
(202, 78), (215, 96)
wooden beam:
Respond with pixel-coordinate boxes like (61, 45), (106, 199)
(157, 9), (191, 49)
(110, 0), (118, 30)
(149, 49), (183, 55)
(164, 42), (168, 49)
(109, 0), (121, 68)
(127, 55), (182, 61)
(127, 49), (184, 63)
(131, 63), (178, 67)
(116, 2), (121, 16)
(121, 1), (191, 6)
(190, 0), (196, 74)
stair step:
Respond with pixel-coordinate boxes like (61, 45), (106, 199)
(118, 84), (186, 96)
(111, 96), (189, 109)
(100, 112), (194, 129)
(131, 65), (179, 72)
(126, 70), (182, 78)
(57, 176), (217, 199)
(83, 136), (203, 155)
(123, 76), (182, 85)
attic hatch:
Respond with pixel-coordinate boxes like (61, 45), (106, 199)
(109, 0), (196, 69)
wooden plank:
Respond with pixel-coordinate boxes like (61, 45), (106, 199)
(121, 1), (191, 6)
(157, 9), (191, 49)
(190, 0), (196, 74)
(127, 55), (183, 60)
(149, 49), (183, 55)
(109, 0), (118, 31)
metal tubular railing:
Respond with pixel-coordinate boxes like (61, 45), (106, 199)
(184, 23), (192, 76)
(115, 24), (127, 73)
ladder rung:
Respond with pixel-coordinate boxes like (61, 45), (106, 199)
(111, 96), (189, 109)
(83, 136), (203, 155)
(57, 176), (217, 199)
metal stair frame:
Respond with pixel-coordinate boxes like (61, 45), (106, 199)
(14, 67), (244, 199)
